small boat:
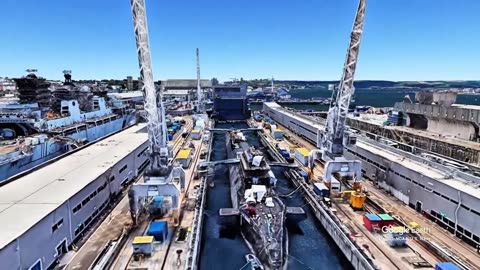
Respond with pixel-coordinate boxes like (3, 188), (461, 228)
(245, 254), (264, 270)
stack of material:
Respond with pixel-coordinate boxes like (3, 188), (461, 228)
(13, 73), (52, 107)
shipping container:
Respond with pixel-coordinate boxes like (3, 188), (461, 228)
(378, 213), (395, 228)
(132, 236), (154, 255)
(176, 149), (192, 168)
(435, 262), (460, 270)
(325, 177), (341, 193)
(272, 129), (284, 140)
(191, 130), (202, 140)
(313, 183), (330, 197)
(363, 214), (382, 232)
(294, 148), (309, 165)
(147, 221), (168, 242)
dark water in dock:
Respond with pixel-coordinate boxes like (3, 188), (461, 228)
(199, 122), (351, 270)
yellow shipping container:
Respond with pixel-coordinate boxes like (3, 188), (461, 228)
(177, 149), (191, 159)
(133, 236), (154, 244)
(296, 148), (309, 157)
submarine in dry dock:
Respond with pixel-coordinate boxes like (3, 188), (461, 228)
(220, 130), (306, 270)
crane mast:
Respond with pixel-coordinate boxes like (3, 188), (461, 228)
(130, 0), (169, 175)
(322, 0), (366, 159)
(196, 48), (204, 113)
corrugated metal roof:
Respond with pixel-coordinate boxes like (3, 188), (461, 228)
(133, 236), (154, 244)
(177, 149), (191, 159)
(295, 148), (309, 157)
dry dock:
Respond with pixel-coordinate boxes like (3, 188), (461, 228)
(259, 119), (480, 270)
(62, 118), (194, 270)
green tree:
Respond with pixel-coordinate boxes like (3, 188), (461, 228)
(211, 77), (219, 85)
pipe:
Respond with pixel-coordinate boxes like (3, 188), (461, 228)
(454, 190), (461, 236)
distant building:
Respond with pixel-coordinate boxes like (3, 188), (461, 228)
(127, 76), (133, 91)
(0, 78), (16, 95)
(138, 77), (143, 91)
(159, 79), (212, 101)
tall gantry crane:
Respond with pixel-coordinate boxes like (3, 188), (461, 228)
(321, 0), (366, 159)
(128, 0), (185, 226)
(309, 0), (366, 186)
(130, 0), (169, 175)
(196, 48), (205, 113)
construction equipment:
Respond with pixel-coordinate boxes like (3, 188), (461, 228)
(309, 0), (366, 189)
(128, 0), (185, 226)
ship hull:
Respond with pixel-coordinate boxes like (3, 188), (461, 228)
(0, 113), (137, 181)
(225, 132), (287, 270)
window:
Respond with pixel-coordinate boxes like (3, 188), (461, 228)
(73, 204), (81, 213)
(109, 175), (115, 182)
(137, 147), (148, 157)
(52, 218), (64, 233)
(119, 164), (128, 174)
(461, 204), (470, 211)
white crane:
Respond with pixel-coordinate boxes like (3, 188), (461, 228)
(196, 48), (205, 113)
(128, 0), (186, 227)
(309, 0), (366, 185)
(130, 0), (169, 176)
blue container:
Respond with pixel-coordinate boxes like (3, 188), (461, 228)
(435, 262), (459, 270)
(313, 183), (330, 197)
(152, 196), (164, 207)
(147, 221), (168, 242)
(168, 134), (173, 141)
(299, 171), (309, 182)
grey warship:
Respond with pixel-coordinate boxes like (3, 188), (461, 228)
(222, 130), (288, 270)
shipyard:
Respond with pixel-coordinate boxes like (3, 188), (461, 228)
(1, 1), (480, 270)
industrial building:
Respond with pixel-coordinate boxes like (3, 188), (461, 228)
(212, 84), (250, 120)
(0, 124), (148, 270)
(394, 92), (480, 141)
(264, 102), (480, 247)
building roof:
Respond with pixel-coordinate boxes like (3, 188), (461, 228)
(357, 140), (480, 200)
(163, 90), (190, 95)
(109, 91), (143, 99)
(0, 124), (148, 249)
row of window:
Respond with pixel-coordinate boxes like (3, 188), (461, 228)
(137, 147), (148, 158)
(346, 148), (387, 171)
(62, 116), (120, 136)
(430, 210), (480, 244)
(119, 164), (128, 174)
(289, 121), (316, 137)
(347, 148), (480, 219)
(74, 200), (109, 237)
(51, 219), (64, 233)
(72, 181), (108, 214)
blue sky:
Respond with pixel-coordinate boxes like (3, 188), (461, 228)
(1, 0), (479, 81)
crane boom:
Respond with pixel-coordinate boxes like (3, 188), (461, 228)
(196, 48), (204, 113)
(323, 0), (366, 159)
(130, 0), (168, 174)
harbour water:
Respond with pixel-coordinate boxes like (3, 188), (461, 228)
(250, 88), (480, 111)
(199, 122), (351, 270)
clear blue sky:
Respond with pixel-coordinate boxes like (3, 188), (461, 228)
(1, 0), (479, 81)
